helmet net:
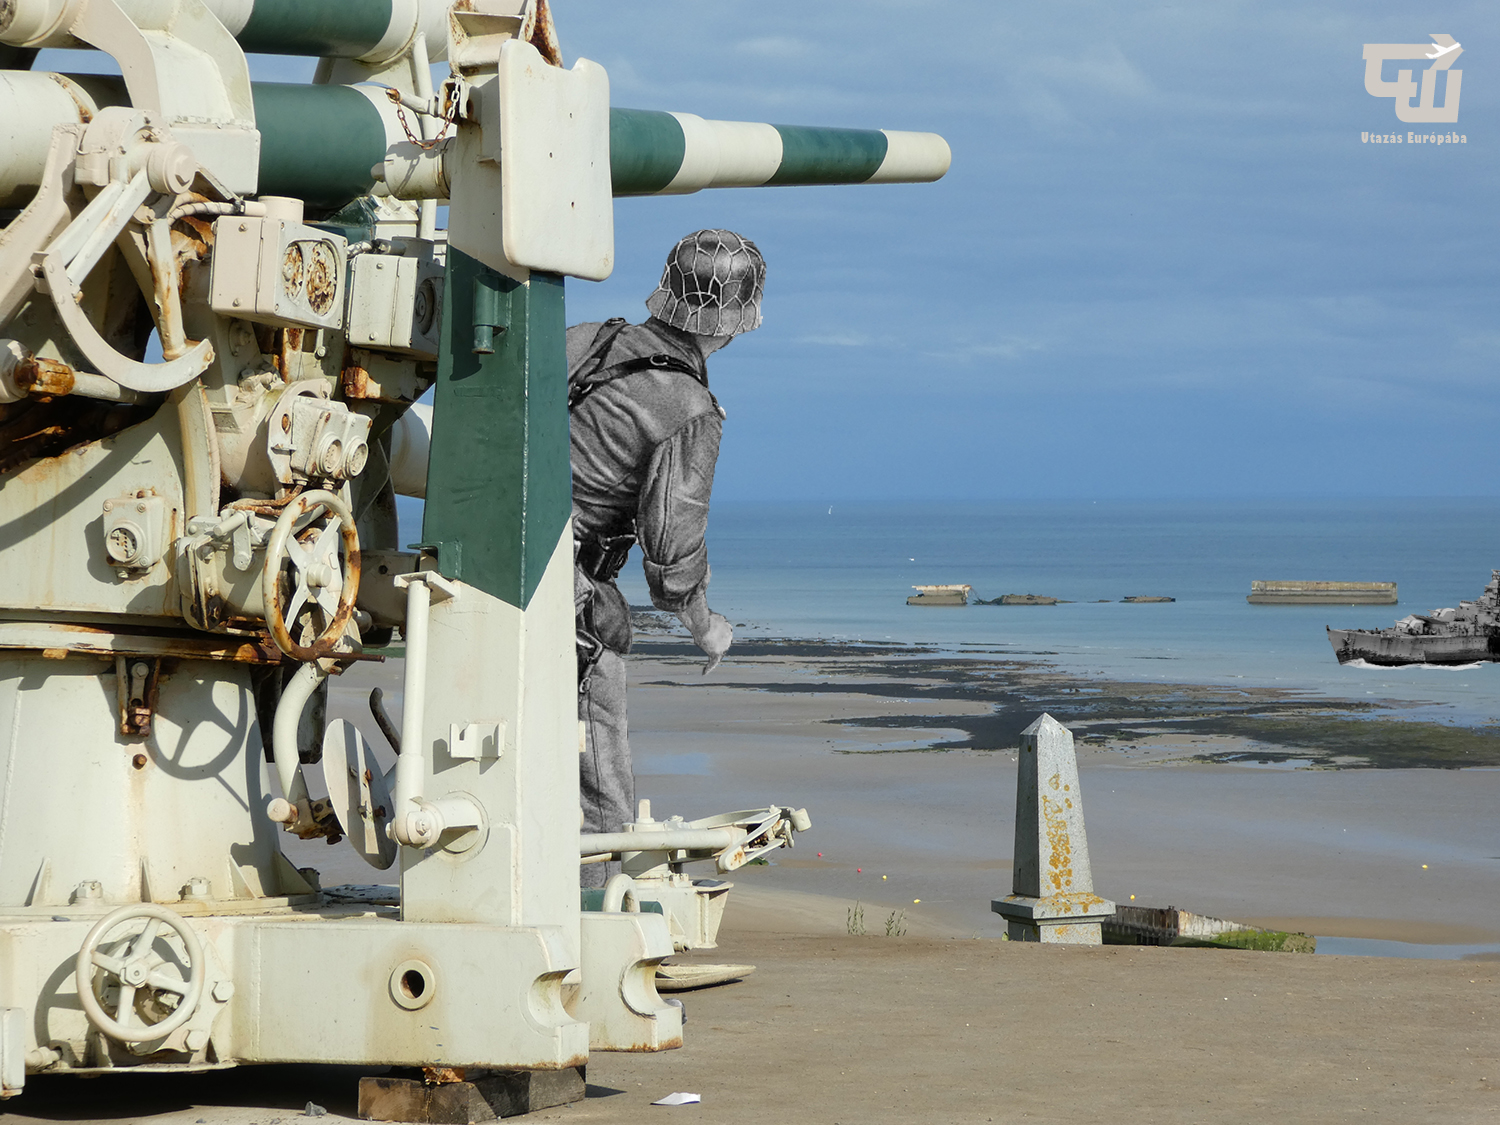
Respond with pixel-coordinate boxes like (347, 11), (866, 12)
(645, 229), (765, 337)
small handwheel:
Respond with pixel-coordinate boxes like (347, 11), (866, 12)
(75, 904), (206, 1043)
(261, 489), (361, 661)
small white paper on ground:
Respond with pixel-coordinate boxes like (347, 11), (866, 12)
(651, 1092), (701, 1106)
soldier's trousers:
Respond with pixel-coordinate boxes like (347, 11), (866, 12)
(579, 647), (633, 889)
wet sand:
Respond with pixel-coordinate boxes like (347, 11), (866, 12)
(626, 636), (1500, 945)
(299, 634), (1500, 944)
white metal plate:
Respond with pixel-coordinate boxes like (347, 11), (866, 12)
(449, 720), (504, 760)
(0, 1007), (24, 1093)
(322, 720), (398, 870)
(497, 39), (613, 281)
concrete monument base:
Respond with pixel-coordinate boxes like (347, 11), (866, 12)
(992, 891), (1116, 945)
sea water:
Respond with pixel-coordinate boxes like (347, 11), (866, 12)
(621, 498), (1500, 726)
(394, 497), (1500, 956)
(400, 496), (1500, 724)
(636, 498), (1500, 960)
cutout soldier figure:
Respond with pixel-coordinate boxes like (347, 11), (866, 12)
(568, 230), (766, 887)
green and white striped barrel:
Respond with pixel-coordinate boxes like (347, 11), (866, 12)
(610, 109), (950, 194)
(209, 0), (448, 60)
(0, 73), (950, 209)
(0, 0), (447, 61)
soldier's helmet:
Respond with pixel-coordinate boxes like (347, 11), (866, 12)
(645, 229), (765, 337)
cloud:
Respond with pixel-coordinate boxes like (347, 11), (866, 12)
(735, 36), (815, 60)
(920, 338), (1049, 364)
(560, 0), (1500, 498)
(796, 333), (878, 348)
(1025, 42), (1156, 103)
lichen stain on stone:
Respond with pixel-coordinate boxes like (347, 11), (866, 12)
(1041, 891), (1108, 915)
(1041, 788), (1074, 892)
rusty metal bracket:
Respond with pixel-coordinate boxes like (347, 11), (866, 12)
(114, 654), (160, 738)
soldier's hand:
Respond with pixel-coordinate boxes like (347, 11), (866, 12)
(678, 595), (732, 674)
(696, 612), (733, 675)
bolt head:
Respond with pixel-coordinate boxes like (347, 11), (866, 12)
(146, 142), (196, 195)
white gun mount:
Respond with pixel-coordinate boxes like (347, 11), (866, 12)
(582, 801), (813, 951)
(0, 0), (948, 1108)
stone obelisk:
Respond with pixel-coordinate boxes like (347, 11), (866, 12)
(992, 714), (1116, 944)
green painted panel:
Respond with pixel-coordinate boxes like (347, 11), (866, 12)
(237, 0), (393, 57)
(581, 889), (663, 914)
(768, 125), (888, 186)
(252, 83), (388, 211)
(421, 249), (571, 610)
(609, 108), (685, 196)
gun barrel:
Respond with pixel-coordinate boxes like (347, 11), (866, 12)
(218, 0), (449, 61)
(1, 0), (449, 62)
(0, 74), (950, 211)
(610, 109), (951, 195)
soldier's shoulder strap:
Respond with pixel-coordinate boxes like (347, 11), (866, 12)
(568, 321), (714, 413)
(567, 318), (630, 412)
(571, 318), (630, 381)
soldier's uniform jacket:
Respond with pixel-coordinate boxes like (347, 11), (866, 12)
(567, 318), (724, 657)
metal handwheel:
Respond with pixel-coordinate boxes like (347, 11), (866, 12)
(261, 489), (361, 661)
(75, 905), (206, 1043)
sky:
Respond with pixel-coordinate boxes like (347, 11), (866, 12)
(554, 1), (1499, 501)
(39, 2), (1500, 501)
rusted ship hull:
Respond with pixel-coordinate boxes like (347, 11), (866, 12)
(1327, 627), (1500, 666)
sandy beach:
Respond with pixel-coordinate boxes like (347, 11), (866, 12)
(281, 630), (1500, 944)
(8, 632), (1499, 1124)
(612, 635), (1500, 946)
(11, 928), (1497, 1125)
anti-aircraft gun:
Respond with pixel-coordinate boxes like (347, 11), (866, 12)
(0, 0), (949, 1108)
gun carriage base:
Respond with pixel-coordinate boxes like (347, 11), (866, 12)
(0, 0), (947, 1104)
